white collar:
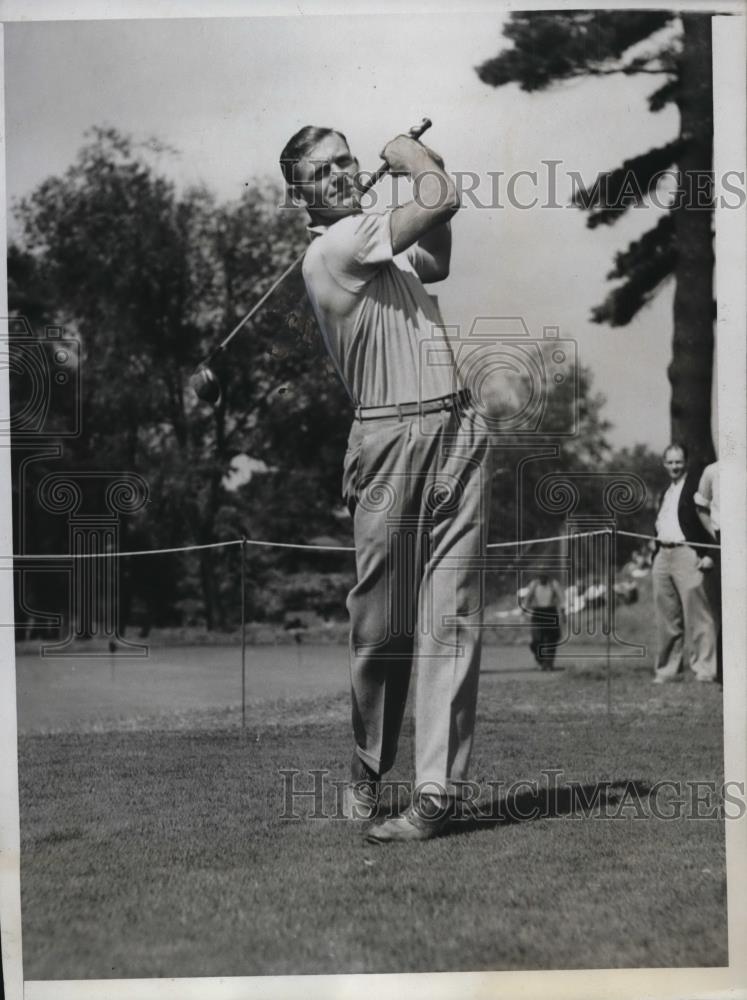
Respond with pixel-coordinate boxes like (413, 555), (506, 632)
(306, 210), (365, 237)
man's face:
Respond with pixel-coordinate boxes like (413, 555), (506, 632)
(663, 447), (686, 481)
(292, 133), (361, 222)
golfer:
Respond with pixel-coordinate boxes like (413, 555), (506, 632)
(280, 125), (492, 843)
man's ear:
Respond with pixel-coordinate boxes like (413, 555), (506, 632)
(289, 186), (308, 210)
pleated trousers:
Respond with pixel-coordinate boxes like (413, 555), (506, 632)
(342, 404), (492, 797)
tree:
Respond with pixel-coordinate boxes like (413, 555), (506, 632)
(12, 129), (229, 626)
(477, 11), (716, 464)
(481, 362), (612, 601)
(604, 441), (669, 562)
(9, 128), (347, 631)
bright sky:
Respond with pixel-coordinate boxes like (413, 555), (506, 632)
(4, 13), (688, 451)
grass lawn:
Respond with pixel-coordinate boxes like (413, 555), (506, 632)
(18, 662), (727, 979)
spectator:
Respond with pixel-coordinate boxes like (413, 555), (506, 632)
(523, 574), (565, 671)
(695, 461), (720, 542)
(652, 444), (718, 684)
(695, 460), (722, 685)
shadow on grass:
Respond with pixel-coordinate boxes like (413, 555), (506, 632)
(445, 779), (653, 836)
(370, 778), (654, 835)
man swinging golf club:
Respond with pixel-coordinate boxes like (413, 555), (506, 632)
(280, 124), (493, 843)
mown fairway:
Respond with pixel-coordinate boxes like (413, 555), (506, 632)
(18, 650), (727, 979)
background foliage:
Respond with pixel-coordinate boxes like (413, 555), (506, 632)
(9, 126), (667, 637)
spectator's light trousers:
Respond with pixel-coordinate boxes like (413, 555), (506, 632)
(652, 546), (718, 680)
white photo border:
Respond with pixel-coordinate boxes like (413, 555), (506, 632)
(1, 3), (745, 999)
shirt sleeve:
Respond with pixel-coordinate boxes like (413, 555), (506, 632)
(317, 212), (393, 293)
(405, 243), (431, 280)
(695, 466), (714, 509)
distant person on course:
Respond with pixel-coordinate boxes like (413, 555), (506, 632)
(523, 573), (565, 671)
(280, 124), (493, 843)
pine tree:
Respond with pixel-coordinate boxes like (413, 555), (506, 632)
(477, 11), (715, 463)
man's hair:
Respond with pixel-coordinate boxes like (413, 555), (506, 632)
(279, 126), (348, 187)
(663, 442), (689, 463)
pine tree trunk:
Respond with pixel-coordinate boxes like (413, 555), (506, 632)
(668, 14), (715, 465)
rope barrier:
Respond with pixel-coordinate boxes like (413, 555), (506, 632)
(4, 528), (607, 560)
(487, 529), (609, 549)
(7, 539), (245, 560)
(5, 527), (720, 560)
(616, 529), (721, 551)
(243, 538), (353, 553)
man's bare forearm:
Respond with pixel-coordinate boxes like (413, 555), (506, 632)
(381, 135), (459, 255)
(416, 220), (451, 261)
(411, 221), (452, 281)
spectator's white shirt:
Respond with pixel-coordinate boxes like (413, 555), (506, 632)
(656, 478), (686, 543)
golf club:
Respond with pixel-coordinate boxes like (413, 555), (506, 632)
(190, 117), (433, 407)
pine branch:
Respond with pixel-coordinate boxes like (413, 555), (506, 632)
(572, 139), (683, 227)
(648, 78), (680, 111)
(586, 66), (672, 76)
(476, 11), (676, 93)
(591, 215), (676, 325)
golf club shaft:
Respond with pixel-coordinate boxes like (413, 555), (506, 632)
(203, 117), (433, 366)
(207, 253), (305, 364)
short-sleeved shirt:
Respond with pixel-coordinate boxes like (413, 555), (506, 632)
(695, 461), (720, 534)
(302, 211), (458, 407)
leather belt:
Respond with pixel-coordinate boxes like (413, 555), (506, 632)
(657, 541), (681, 548)
(354, 389), (470, 422)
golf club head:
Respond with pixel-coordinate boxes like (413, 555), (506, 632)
(190, 366), (223, 407)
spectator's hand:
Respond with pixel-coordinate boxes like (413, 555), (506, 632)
(697, 555), (714, 572)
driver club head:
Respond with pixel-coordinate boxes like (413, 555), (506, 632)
(190, 366), (223, 407)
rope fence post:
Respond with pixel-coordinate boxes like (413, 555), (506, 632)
(240, 536), (247, 730)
